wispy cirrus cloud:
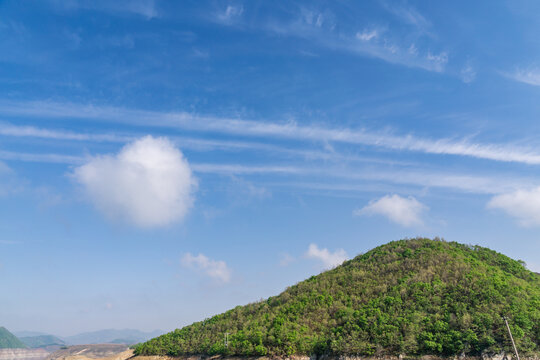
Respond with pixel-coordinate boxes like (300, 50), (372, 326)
(0, 123), (131, 142)
(3, 123), (402, 165)
(0, 161), (12, 175)
(264, 5), (447, 73)
(382, 2), (431, 33)
(192, 163), (304, 175)
(214, 4), (244, 25)
(460, 62), (476, 83)
(1, 145), (530, 195)
(51, 0), (159, 19)
(4, 100), (540, 166)
(0, 150), (83, 164)
(0, 161), (23, 196)
(505, 66), (540, 86)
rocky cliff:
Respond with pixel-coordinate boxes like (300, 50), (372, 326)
(0, 348), (49, 360)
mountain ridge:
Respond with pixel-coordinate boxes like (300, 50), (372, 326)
(19, 335), (65, 349)
(63, 329), (163, 345)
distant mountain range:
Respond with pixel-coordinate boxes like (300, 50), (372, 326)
(5, 328), (164, 348)
(19, 335), (65, 349)
(62, 329), (163, 345)
(13, 331), (49, 338)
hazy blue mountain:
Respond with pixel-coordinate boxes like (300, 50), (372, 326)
(19, 335), (65, 348)
(13, 331), (49, 338)
(63, 329), (163, 345)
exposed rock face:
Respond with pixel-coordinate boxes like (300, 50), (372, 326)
(0, 348), (49, 360)
(45, 345), (129, 360)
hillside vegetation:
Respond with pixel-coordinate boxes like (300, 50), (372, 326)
(135, 238), (540, 357)
(0, 327), (27, 349)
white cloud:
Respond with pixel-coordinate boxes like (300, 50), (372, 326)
(0, 123), (131, 142)
(0, 161), (22, 197)
(123, 0), (158, 18)
(192, 163), (303, 175)
(3, 145), (530, 195)
(73, 136), (196, 228)
(0, 240), (20, 245)
(181, 253), (231, 283)
(265, 5), (443, 73)
(57, 0), (159, 19)
(460, 63), (476, 83)
(426, 51), (448, 70)
(279, 253), (295, 267)
(0, 161), (11, 175)
(0, 150), (83, 164)
(383, 3), (431, 32)
(300, 9), (327, 28)
(356, 29), (378, 41)
(355, 194), (427, 226)
(7, 100), (540, 165)
(193, 164), (531, 195)
(216, 5), (243, 25)
(488, 187), (540, 226)
(305, 243), (348, 269)
(506, 67), (540, 86)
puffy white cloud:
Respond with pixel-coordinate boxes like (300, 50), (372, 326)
(306, 244), (348, 269)
(354, 194), (427, 227)
(73, 136), (196, 228)
(181, 253), (231, 283)
(488, 187), (540, 226)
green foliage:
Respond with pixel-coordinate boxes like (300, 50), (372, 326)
(0, 327), (27, 349)
(134, 238), (540, 357)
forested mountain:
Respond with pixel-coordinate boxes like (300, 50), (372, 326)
(135, 238), (540, 357)
(0, 327), (27, 349)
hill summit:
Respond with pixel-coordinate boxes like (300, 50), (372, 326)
(0, 327), (27, 349)
(135, 238), (540, 357)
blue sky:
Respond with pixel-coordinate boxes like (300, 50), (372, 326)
(1, 0), (540, 336)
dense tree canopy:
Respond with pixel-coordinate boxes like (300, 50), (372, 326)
(135, 238), (540, 357)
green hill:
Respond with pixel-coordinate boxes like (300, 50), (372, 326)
(135, 238), (540, 357)
(19, 335), (65, 348)
(0, 327), (27, 349)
